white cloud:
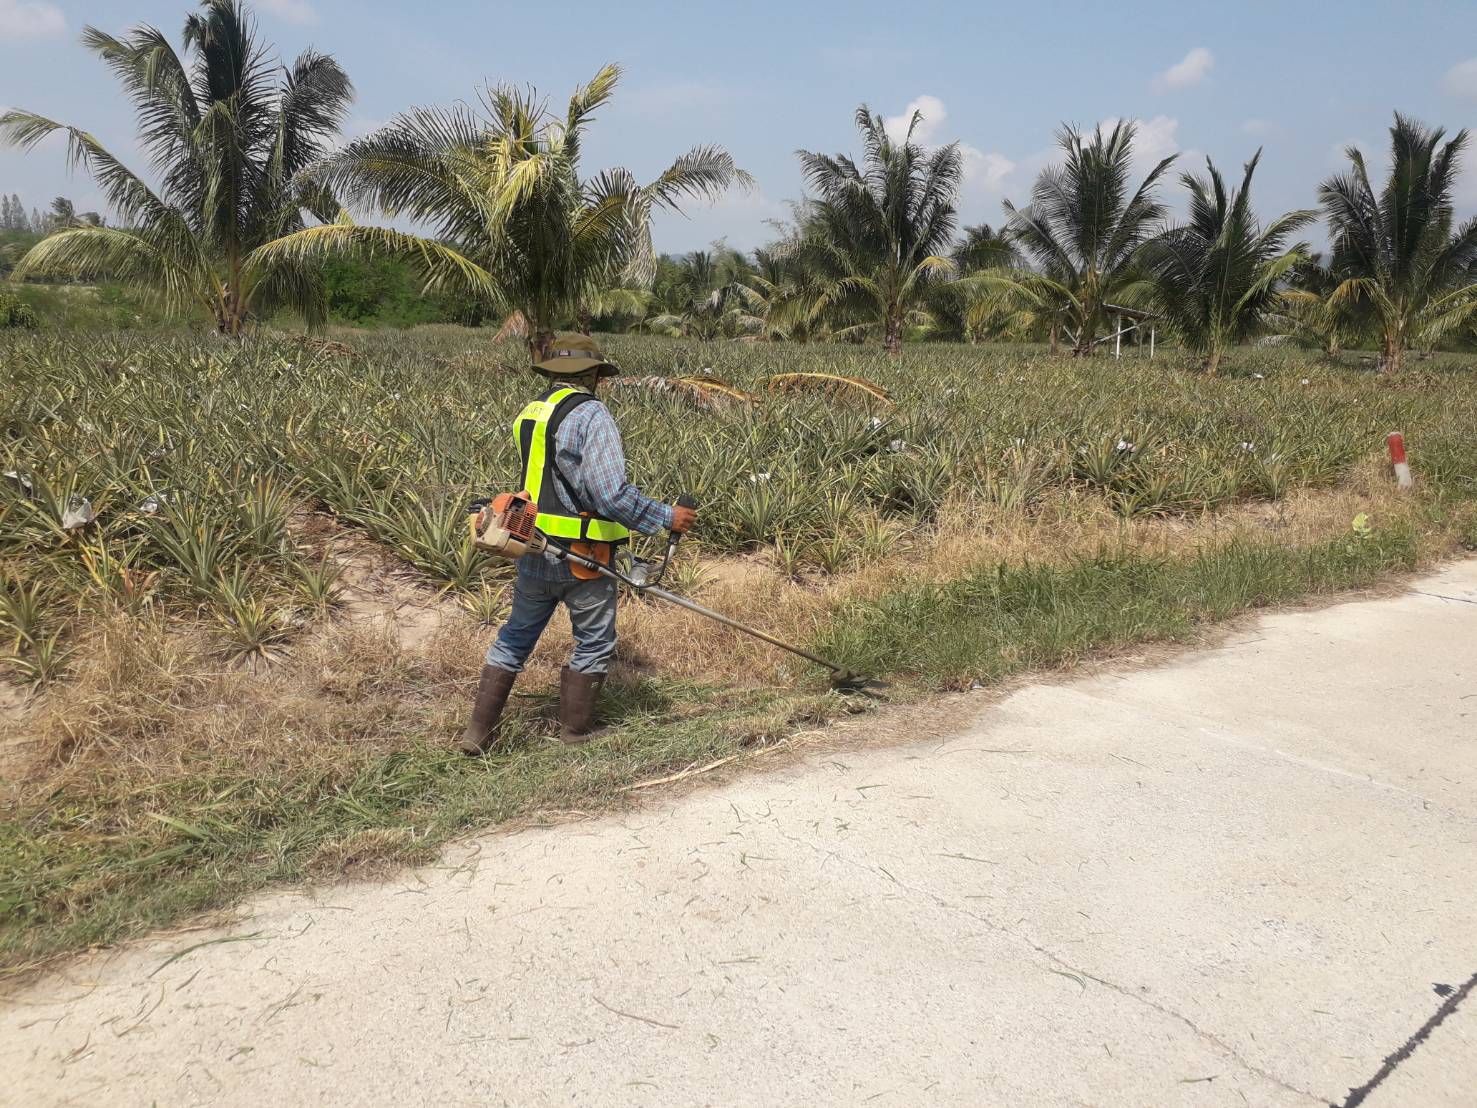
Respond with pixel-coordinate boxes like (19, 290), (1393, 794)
(1096, 115), (1188, 176)
(884, 95), (947, 146)
(1153, 47), (1214, 93)
(960, 147), (1015, 193)
(881, 96), (1017, 202)
(1442, 57), (1477, 98)
(1242, 119), (1275, 137)
(255, 0), (319, 26)
(0, 0), (65, 38)
(1134, 115), (1183, 162)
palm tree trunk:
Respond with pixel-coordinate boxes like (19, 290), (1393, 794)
(525, 306), (557, 362)
(1204, 349), (1222, 376)
(1378, 332), (1403, 375)
(215, 285), (243, 338)
(1073, 325), (1095, 358)
(883, 313), (902, 356)
(1048, 321), (1060, 355)
(578, 306), (592, 336)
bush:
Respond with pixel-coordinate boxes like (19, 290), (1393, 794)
(0, 287), (38, 329)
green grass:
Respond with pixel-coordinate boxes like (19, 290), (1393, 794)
(817, 519), (1424, 689)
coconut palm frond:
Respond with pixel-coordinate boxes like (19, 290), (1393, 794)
(15, 225), (210, 311)
(764, 372), (893, 406)
(245, 218), (499, 305)
(997, 121), (1175, 356)
(280, 66), (746, 356)
(792, 105), (962, 352)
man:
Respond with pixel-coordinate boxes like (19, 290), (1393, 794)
(458, 334), (698, 756)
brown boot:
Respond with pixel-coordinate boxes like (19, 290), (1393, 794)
(457, 666), (517, 756)
(557, 666), (606, 745)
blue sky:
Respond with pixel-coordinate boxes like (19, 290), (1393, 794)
(5, 0), (1477, 254)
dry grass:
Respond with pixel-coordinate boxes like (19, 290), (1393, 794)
(4, 458), (1442, 802)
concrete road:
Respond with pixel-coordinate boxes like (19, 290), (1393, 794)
(5, 563), (1476, 1107)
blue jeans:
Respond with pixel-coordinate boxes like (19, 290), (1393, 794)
(484, 568), (618, 676)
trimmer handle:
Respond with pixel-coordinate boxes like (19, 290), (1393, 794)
(671, 493), (698, 539)
(643, 494), (698, 589)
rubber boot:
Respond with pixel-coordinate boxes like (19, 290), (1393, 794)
(457, 665), (517, 756)
(558, 667), (606, 745)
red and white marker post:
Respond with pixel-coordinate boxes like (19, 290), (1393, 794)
(1387, 432), (1413, 489)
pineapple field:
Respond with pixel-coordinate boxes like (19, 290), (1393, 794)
(6, 330), (1476, 670)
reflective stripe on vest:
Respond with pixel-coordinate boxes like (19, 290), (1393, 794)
(513, 386), (631, 544)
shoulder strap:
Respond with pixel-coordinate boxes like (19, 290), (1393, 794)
(544, 390), (599, 513)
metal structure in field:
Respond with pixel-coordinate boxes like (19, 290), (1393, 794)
(1063, 303), (1160, 358)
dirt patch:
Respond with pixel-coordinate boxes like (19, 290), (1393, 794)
(0, 679), (36, 802)
(291, 509), (466, 653)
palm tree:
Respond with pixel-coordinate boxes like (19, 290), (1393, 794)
(952, 223), (1021, 272)
(1142, 151), (1314, 374)
(794, 106), (961, 354)
(644, 245), (763, 339)
(0, 0), (353, 335)
(996, 121), (1175, 356)
(1277, 253), (1369, 357)
(250, 65), (750, 359)
(935, 223), (1030, 344)
(583, 285), (653, 333)
(730, 243), (811, 341)
(46, 197), (77, 231)
(1319, 113), (1477, 373)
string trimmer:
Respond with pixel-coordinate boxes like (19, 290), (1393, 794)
(470, 491), (878, 691)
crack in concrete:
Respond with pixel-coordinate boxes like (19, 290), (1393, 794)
(1336, 968), (1477, 1107)
(767, 819), (1326, 1105)
(1412, 591), (1477, 606)
(1057, 686), (1473, 824)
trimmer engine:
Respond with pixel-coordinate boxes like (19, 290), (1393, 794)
(470, 491), (547, 559)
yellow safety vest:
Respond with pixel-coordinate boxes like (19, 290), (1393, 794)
(513, 386), (631, 544)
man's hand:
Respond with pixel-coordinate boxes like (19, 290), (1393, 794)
(671, 502), (698, 534)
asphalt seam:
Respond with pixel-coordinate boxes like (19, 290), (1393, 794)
(766, 820), (1326, 1105)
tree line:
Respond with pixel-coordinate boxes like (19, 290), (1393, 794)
(1, 195), (104, 235)
(3, 0), (1476, 372)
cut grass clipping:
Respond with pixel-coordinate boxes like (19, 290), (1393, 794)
(0, 521), (1426, 970)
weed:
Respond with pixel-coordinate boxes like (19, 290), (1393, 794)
(294, 554), (344, 611)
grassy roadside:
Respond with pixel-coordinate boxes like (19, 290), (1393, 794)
(816, 519), (1429, 688)
(0, 678), (828, 971)
(3, 503), (1468, 974)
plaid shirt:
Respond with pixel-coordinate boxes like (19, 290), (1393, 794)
(522, 393), (674, 581)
